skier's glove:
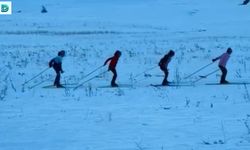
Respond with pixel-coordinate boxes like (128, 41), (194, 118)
(212, 59), (216, 62)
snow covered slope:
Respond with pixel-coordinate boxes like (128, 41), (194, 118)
(0, 0), (250, 150)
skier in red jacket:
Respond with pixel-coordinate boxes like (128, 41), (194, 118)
(103, 50), (121, 87)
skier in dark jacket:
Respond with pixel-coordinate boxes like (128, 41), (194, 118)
(103, 50), (121, 87)
(159, 50), (175, 86)
(49, 50), (65, 88)
(212, 47), (232, 84)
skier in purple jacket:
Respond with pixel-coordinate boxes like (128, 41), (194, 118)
(212, 48), (232, 84)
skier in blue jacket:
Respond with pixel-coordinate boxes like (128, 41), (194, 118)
(49, 50), (65, 88)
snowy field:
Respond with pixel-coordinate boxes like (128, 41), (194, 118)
(1, 0), (250, 149)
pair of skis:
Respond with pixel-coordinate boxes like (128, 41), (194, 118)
(150, 81), (250, 87)
(42, 83), (133, 89)
(43, 81), (250, 89)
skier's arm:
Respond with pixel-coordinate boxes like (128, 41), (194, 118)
(166, 57), (171, 65)
(58, 63), (64, 73)
(104, 57), (112, 66)
(212, 55), (222, 62)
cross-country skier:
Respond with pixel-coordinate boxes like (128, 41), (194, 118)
(103, 50), (122, 87)
(49, 50), (65, 88)
(212, 47), (232, 84)
(158, 50), (175, 86)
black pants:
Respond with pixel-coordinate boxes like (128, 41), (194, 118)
(109, 68), (117, 85)
(219, 65), (227, 83)
(162, 68), (169, 85)
(54, 69), (61, 86)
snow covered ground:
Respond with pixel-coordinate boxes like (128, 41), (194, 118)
(1, 0), (250, 149)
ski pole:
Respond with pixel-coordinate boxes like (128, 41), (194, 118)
(81, 65), (103, 81)
(193, 69), (219, 83)
(73, 70), (108, 91)
(134, 65), (158, 79)
(28, 79), (50, 89)
(22, 67), (50, 86)
(184, 62), (214, 79)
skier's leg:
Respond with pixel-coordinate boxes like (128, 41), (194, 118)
(53, 68), (57, 86)
(162, 69), (169, 85)
(55, 70), (61, 87)
(223, 67), (228, 82)
(219, 66), (227, 83)
(219, 66), (224, 83)
(110, 68), (117, 86)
